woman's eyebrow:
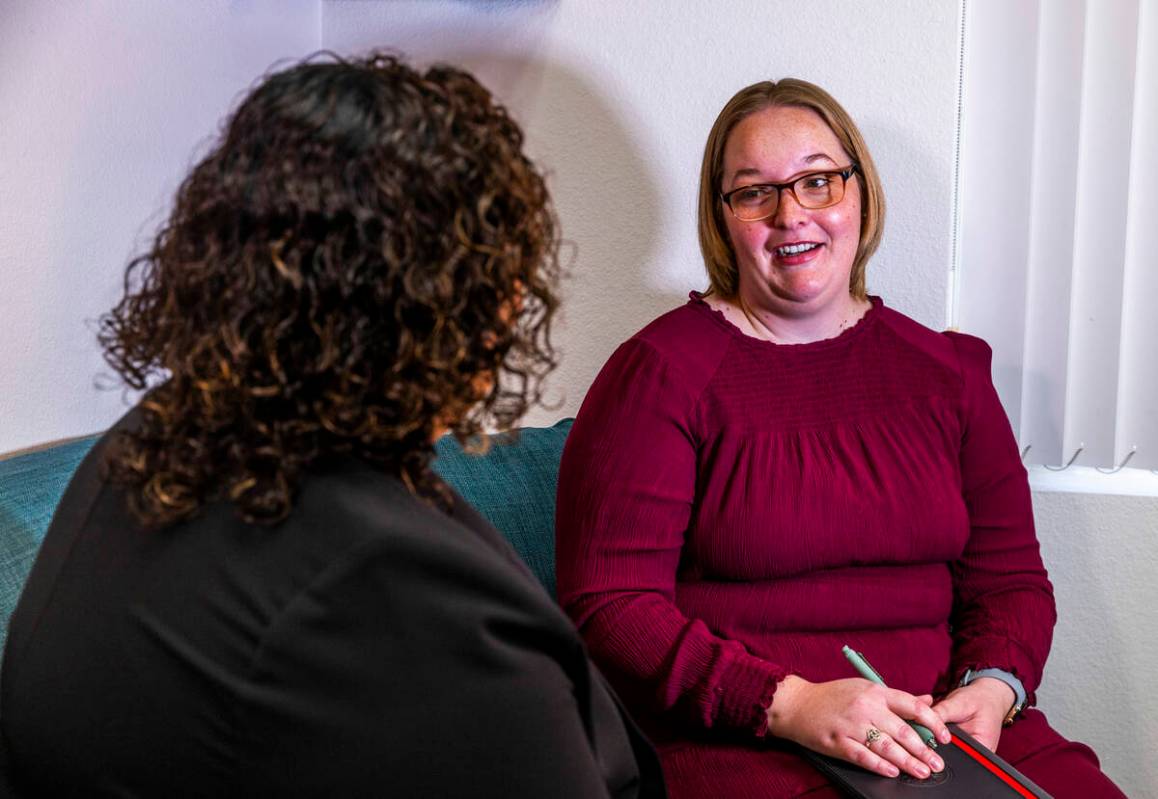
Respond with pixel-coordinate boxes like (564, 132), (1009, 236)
(727, 153), (841, 186)
(727, 157), (843, 189)
(731, 167), (764, 182)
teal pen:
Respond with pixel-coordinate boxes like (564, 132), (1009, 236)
(841, 645), (938, 749)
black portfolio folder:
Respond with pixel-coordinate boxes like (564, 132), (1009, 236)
(804, 724), (1052, 798)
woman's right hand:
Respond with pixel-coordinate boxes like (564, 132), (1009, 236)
(766, 675), (951, 780)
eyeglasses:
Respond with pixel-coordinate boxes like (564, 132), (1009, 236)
(720, 165), (858, 222)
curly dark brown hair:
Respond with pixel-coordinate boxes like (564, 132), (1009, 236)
(99, 52), (560, 528)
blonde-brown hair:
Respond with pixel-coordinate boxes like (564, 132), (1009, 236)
(697, 78), (885, 299)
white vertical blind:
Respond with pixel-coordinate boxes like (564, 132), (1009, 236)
(959, 0), (1158, 478)
(1119, 0), (1158, 470)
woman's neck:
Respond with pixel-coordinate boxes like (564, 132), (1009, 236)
(707, 290), (871, 345)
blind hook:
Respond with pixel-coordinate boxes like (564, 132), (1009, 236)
(1096, 445), (1137, 475)
(1044, 444), (1084, 471)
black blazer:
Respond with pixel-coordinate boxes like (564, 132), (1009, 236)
(1, 419), (664, 798)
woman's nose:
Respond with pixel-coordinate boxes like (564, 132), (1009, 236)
(770, 190), (808, 228)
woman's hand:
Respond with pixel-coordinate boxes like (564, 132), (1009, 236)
(931, 677), (1014, 752)
(767, 676), (951, 780)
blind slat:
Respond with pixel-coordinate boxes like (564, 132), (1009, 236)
(1118, 0), (1158, 470)
(1020, 0), (1085, 467)
(1064, 0), (1141, 467)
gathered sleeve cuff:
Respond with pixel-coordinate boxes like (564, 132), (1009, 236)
(714, 652), (789, 736)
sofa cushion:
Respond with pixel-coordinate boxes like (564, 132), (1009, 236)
(0, 436), (101, 651)
(433, 419), (572, 596)
(0, 420), (572, 650)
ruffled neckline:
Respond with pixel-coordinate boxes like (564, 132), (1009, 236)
(687, 291), (883, 351)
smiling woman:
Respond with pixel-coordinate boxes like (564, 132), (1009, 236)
(555, 77), (1126, 798)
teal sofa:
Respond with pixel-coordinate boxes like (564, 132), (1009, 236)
(0, 419), (573, 653)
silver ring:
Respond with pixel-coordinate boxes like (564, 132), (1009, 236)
(865, 728), (882, 748)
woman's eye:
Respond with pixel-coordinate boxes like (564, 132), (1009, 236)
(735, 186), (771, 203)
(801, 176), (832, 190)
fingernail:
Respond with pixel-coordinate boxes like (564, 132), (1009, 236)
(886, 765), (900, 778)
(916, 765), (930, 778)
(931, 757), (944, 772)
(940, 730), (952, 744)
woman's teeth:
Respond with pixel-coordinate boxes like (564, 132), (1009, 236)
(776, 243), (820, 256)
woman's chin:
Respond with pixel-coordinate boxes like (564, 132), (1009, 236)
(766, 280), (842, 311)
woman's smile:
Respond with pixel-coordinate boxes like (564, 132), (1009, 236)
(770, 240), (824, 266)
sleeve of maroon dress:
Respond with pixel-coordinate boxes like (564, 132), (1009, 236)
(945, 332), (1056, 704)
(556, 338), (785, 736)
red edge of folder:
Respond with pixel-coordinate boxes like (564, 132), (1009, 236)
(949, 734), (1036, 798)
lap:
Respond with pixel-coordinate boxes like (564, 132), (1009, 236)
(994, 709), (1126, 799)
(657, 709), (1125, 799)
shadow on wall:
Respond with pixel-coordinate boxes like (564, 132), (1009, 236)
(858, 119), (950, 329)
(450, 0), (557, 8)
(443, 51), (681, 414)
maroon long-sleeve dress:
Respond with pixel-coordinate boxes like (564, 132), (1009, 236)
(557, 293), (1123, 798)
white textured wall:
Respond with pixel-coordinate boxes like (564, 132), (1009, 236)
(0, 0), (321, 454)
(1033, 491), (1158, 796)
(0, 1), (1154, 795)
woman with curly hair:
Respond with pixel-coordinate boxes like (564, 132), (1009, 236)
(1, 53), (664, 798)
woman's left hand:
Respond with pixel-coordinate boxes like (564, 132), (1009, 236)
(930, 677), (1015, 752)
